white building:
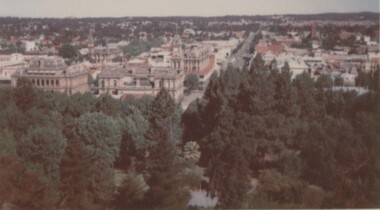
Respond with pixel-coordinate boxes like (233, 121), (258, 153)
(276, 56), (310, 79)
(22, 40), (37, 52)
(97, 65), (185, 102)
(340, 72), (357, 86)
(149, 48), (172, 68)
(202, 39), (239, 64)
(0, 53), (27, 87)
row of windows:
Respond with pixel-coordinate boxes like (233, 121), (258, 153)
(31, 78), (60, 87)
(184, 66), (198, 71)
(100, 80), (118, 88)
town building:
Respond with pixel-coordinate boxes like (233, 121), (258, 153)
(255, 40), (285, 55)
(97, 65), (185, 102)
(171, 35), (217, 88)
(0, 53), (27, 87)
(89, 46), (123, 63)
(22, 40), (38, 52)
(11, 57), (89, 95)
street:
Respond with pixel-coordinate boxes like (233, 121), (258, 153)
(222, 32), (256, 71)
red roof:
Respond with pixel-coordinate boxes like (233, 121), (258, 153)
(160, 44), (172, 50)
(255, 42), (284, 55)
(120, 93), (153, 100)
(199, 55), (215, 76)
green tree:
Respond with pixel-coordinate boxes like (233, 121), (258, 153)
(141, 88), (189, 210)
(61, 112), (122, 210)
(63, 92), (96, 117)
(76, 112), (122, 162)
(184, 74), (199, 90)
(0, 155), (60, 210)
(316, 75), (333, 89)
(0, 130), (17, 156)
(93, 94), (122, 117)
(14, 78), (36, 111)
(293, 72), (322, 119)
(58, 43), (77, 59)
(124, 106), (151, 151)
(249, 169), (310, 208)
(148, 88), (182, 144)
(114, 172), (150, 210)
(18, 126), (67, 181)
(209, 145), (251, 209)
(250, 53), (266, 72)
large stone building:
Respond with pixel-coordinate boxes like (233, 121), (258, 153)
(89, 46), (123, 63)
(171, 35), (214, 74)
(171, 35), (217, 88)
(11, 57), (89, 95)
(97, 65), (185, 102)
(0, 53), (27, 87)
(95, 36), (218, 102)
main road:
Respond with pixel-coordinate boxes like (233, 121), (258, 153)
(182, 30), (260, 110)
(222, 31), (256, 71)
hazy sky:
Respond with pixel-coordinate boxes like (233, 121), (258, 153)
(0, 0), (378, 18)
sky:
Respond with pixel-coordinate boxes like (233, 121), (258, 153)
(0, 0), (378, 18)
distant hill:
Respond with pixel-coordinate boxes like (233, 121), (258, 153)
(0, 12), (378, 23)
(286, 12), (379, 21)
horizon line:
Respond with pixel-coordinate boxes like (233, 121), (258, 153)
(0, 11), (378, 19)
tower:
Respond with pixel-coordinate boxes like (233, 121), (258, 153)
(171, 35), (183, 70)
(88, 28), (95, 51)
(311, 22), (317, 39)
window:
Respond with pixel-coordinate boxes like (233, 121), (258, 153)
(113, 80), (117, 87)
(37, 79), (40, 86)
(41, 80), (45, 86)
(56, 80), (59, 86)
(46, 79), (49, 86)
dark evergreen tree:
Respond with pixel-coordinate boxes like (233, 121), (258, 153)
(93, 94), (122, 117)
(60, 112), (122, 210)
(13, 78), (36, 111)
(316, 74), (333, 89)
(140, 88), (189, 210)
(18, 126), (67, 181)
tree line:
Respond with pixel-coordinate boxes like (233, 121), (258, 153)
(0, 64), (379, 209)
(0, 79), (199, 210)
(183, 66), (380, 208)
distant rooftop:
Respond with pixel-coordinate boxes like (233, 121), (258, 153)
(28, 57), (66, 69)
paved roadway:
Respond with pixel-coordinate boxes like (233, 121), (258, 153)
(222, 32), (256, 71)
(181, 31), (258, 110)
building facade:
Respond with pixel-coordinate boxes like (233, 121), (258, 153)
(170, 35), (217, 89)
(98, 65), (185, 102)
(0, 53), (27, 87)
(11, 57), (89, 95)
(89, 46), (123, 63)
(171, 35), (214, 75)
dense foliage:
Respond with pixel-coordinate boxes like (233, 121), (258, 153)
(183, 67), (380, 208)
(184, 74), (200, 90)
(123, 38), (164, 58)
(0, 66), (379, 209)
(0, 82), (199, 210)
